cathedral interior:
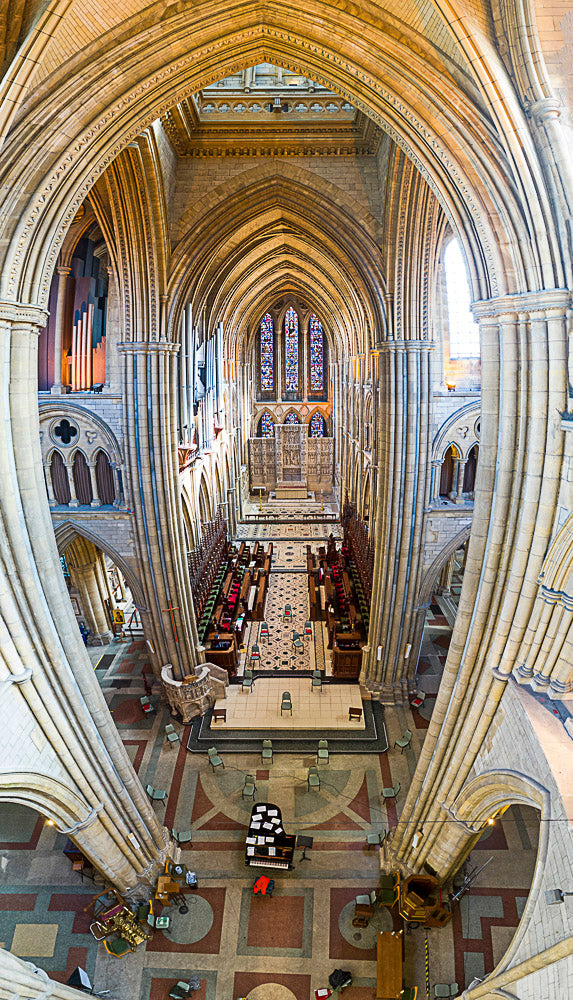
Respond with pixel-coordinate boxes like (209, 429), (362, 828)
(0, 3), (572, 999)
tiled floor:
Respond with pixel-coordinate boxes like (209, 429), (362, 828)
(1, 513), (542, 999)
(212, 678), (364, 730)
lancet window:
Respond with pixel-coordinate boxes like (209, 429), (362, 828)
(309, 314), (324, 391)
(284, 307), (299, 392)
(260, 412), (275, 437)
(260, 313), (274, 391)
(309, 413), (325, 437)
(284, 411), (300, 424)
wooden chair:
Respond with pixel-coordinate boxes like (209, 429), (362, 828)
(307, 765), (320, 790)
(354, 891), (376, 923)
(317, 739), (329, 764)
(348, 706), (363, 722)
(104, 936), (134, 957)
(208, 747), (224, 770)
(261, 739), (273, 764)
(394, 729), (413, 753)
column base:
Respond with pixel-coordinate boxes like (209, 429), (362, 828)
(90, 631), (113, 646)
(548, 678), (572, 699)
(530, 672), (551, 691)
(512, 663), (534, 683)
(362, 677), (411, 705)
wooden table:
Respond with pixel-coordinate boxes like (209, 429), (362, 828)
(376, 930), (403, 999)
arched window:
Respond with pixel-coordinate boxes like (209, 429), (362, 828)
(72, 452), (93, 505)
(309, 314), (324, 391)
(284, 410), (300, 424)
(309, 413), (325, 437)
(95, 450), (115, 505)
(444, 240), (480, 358)
(50, 452), (71, 505)
(439, 445), (456, 496)
(260, 313), (274, 391)
(259, 412), (275, 437)
(463, 444), (479, 494)
(284, 307), (299, 392)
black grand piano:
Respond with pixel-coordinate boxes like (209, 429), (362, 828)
(245, 802), (295, 871)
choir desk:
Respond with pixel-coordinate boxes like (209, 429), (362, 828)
(376, 930), (403, 999)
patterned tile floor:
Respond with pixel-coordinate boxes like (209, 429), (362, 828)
(0, 521), (541, 999)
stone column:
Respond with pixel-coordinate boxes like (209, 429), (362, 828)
(361, 340), (433, 701)
(43, 460), (58, 508)
(51, 265), (71, 393)
(436, 556), (455, 597)
(0, 950), (90, 998)
(429, 458), (442, 503)
(119, 341), (200, 680)
(390, 291), (569, 878)
(0, 301), (169, 893)
(65, 458), (79, 507)
(66, 542), (113, 644)
(88, 459), (101, 507)
(454, 459), (467, 503)
(227, 486), (237, 536)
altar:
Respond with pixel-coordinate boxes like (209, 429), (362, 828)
(249, 423), (333, 494)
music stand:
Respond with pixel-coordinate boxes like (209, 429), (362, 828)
(297, 834), (314, 862)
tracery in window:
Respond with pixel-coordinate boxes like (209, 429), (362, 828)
(260, 313), (274, 390)
(309, 412), (325, 437)
(444, 239), (480, 358)
(259, 412), (275, 437)
(284, 410), (300, 424)
(309, 314), (324, 391)
(284, 306), (299, 392)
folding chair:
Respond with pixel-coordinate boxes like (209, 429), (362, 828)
(382, 781), (401, 800)
(317, 739), (329, 764)
(311, 670), (323, 693)
(242, 669), (254, 693)
(261, 739), (273, 764)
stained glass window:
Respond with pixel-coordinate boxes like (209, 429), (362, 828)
(260, 313), (274, 390)
(284, 411), (300, 424)
(309, 314), (324, 391)
(284, 307), (299, 392)
(260, 412), (274, 437)
(310, 413), (324, 437)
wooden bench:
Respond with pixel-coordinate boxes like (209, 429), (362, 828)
(376, 930), (403, 999)
(212, 708), (226, 723)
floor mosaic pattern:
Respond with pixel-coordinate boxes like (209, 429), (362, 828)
(0, 519), (541, 1000)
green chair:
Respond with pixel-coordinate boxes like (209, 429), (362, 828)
(104, 936), (133, 957)
(366, 829), (386, 848)
(303, 621), (312, 639)
(307, 765), (320, 790)
(208, 746), (224, 771)
(281, 691), (292, 715)
(171, 828), (192, 844)
(242, 774), (257, 799)
(382, 781), (401, 800)
(434, 987), (458, 999)
(400, 988), (418, 999)
(292, 637), (304, 656)
(394, 729), (413, 753)
(260, 622), (270, 643)
(377, 886), (398, 906)
(261, 739), (273, 764)
(242, 669), (254, 693)
(317, 739), (329, 764)
(169, 982), (191, 999)
(165, 723), (181, 748)
(145, 784), (167, 806)
(311, 671), (323, 693)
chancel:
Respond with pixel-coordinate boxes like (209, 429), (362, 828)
(0, 5), (572, 1000)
